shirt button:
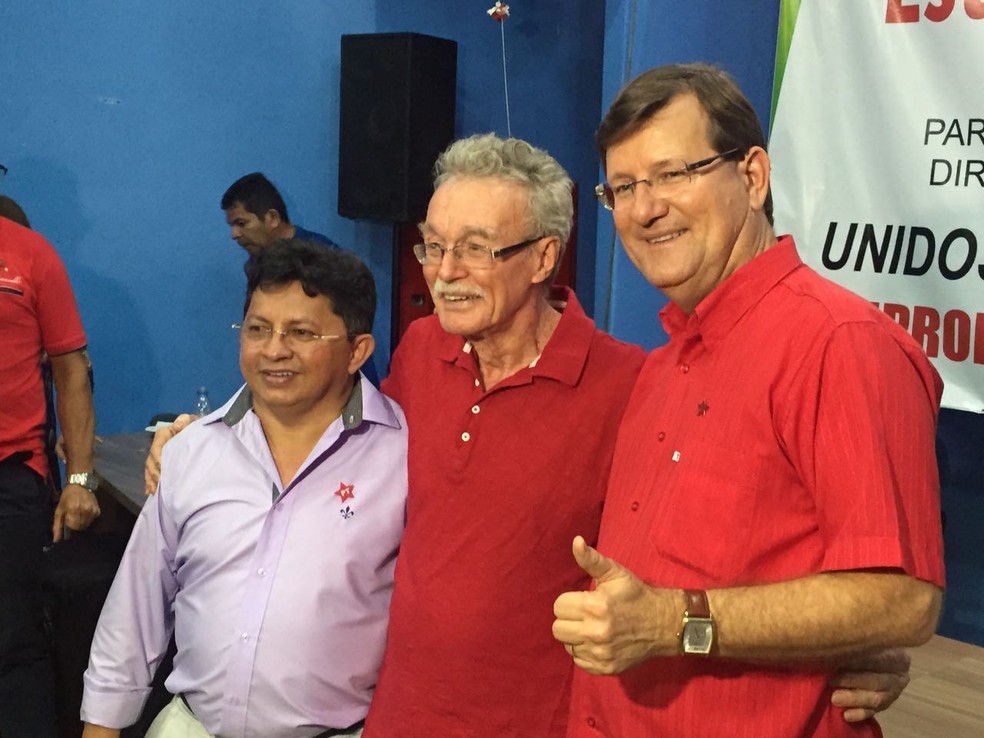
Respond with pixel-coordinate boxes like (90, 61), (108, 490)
(471, 405), (480, 414)
(657, 431), (666, 442)
(587, 717), (596, 728)
(679, 363), (689, 374)
(474, 378), (480, 387)
(461, 432), (471, 442)
(240, 633), (249, 642)
(630, 501), (639, 511)
(257, 567), (266, 577)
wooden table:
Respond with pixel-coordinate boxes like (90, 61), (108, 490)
(877, 634), (984, 736)
(93, 432), (153, 515)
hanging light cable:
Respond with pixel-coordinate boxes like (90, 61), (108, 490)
(487, 2), (512, 137)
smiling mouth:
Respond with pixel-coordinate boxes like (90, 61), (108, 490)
(647, 229), (685, 244)
(438, 293), (481, 302)
(261, 370), (297, 382)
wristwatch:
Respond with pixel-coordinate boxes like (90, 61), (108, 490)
(67, 471), (99, 492)
(680, 589), (715, 655)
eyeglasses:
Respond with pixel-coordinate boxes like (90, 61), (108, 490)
(413, 236), (544, 270)
(594, 148), (742, 210)
(232, 322), (343, 346)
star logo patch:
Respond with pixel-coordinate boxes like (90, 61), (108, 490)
(334, 482), (355, 503)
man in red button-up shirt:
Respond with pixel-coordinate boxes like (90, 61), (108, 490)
(554, 63), (944, 738)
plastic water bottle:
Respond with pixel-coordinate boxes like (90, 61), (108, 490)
(194, 386), (211, 416)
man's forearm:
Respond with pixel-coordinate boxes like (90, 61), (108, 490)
(49, 349), (95, 474)
(706, 571), (941, 662)
(554, 542), (942, 676)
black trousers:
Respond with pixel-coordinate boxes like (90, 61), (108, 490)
(0, 458), (56, 738)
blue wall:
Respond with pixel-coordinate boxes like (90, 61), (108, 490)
(1, 0), (773, 430)
(1, 1), (381, 429)
(0, 1), (605, 433)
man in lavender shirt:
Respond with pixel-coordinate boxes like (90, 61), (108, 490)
(80, 240), (407, 738)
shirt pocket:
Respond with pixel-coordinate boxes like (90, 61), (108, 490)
(652, 440), (760, 584)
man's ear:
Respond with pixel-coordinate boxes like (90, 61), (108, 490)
(742, 146), (771, 214)
(531, 236), (561, 286)
(347, 333), (375, 375)
(263, 209), (283, 230)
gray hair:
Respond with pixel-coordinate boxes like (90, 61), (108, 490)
(433, 134), (573, 264)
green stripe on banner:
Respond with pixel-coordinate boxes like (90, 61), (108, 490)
(771, 0), (803, 128)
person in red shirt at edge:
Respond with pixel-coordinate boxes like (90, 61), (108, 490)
(146, 134), (915, 737)
(552, 63), (945, 738)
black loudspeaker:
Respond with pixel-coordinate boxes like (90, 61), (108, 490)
(338, 33), (457, 223)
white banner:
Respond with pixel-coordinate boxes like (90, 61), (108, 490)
(770, 0), (984, 412)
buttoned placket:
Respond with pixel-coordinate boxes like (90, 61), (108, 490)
(218, 413), (350, 737)
(218, 486), (292, 736)
(452, 362), (535, 470)
(634, 328), (708, 516)
(672, 330), (706, 463)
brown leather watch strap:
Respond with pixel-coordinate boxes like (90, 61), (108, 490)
(684, 589), (710, 619)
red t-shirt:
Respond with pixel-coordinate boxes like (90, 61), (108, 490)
(568, 238), (945, 738)
(0, 218), (87, 478)
(364, 288), (645, 737)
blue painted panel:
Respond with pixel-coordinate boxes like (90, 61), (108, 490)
(0, 1), (383, 432)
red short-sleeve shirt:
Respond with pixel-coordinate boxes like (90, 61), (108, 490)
(568, 238), (944, 738)
(0, 218), (87, 478)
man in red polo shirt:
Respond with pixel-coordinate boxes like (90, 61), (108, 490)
(553, 63), (944, 737)
(362, 134), (647, 736)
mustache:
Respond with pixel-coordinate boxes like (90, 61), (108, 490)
(432, 279), (485, 299)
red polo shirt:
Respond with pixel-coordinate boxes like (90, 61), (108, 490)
(365, 288), (645, 737)
(0, 218), (87, 478)
(568, 237), (944, 738)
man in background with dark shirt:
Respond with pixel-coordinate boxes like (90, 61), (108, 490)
(222, 172), (340, 254)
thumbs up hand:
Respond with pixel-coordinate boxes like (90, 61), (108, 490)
(552, 536), (674, 675)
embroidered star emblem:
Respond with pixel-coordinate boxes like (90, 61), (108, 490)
(334, 482), (355, 503)
(697, 400), (710, 416)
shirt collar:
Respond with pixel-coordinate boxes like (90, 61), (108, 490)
(659, 235), (803, 350)
(432, 286), (595, 387)
(218, 372), (402, 431)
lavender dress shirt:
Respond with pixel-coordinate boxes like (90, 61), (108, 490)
(81, 377), (407, 737)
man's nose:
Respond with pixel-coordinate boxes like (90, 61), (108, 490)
(435, 248), (467, 281)
(628, 182), (670, 223)
(260, 330), (293, 356)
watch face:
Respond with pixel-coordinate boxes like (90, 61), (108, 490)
(683, 619), (713, 654)
(70, 473), (98, 491)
